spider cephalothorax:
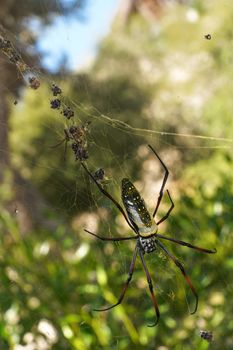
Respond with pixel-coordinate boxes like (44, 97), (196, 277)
(139, 236), (157, 254)
(81, 145), (216, 326)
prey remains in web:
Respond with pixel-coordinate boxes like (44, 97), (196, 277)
(81, 145), (216, 327)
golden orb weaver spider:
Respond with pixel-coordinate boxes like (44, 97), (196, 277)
(81, 145), (216, 326)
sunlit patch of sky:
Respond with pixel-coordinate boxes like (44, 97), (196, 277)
(37, 0), (120, 72)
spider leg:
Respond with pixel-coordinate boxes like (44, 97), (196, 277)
(156, 190), (174, 225)
(84, 229), (138, 241)
(51, 130), (70, 149)
(81, 162), (138, 233)
(50, 138), (65, 149)
(94, 245), (138, 312)
(138, 247), (160, 327)
(148, 145), (169, 218)
(156, 233), (216, 254)
(156, 240), (198, 314)
(63, 139), (68, 161)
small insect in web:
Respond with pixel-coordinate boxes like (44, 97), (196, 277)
(51, 83), (62, 96)
(62, 107), (74, 119)
(93, 168), (105, 182)
(50, 98), (61, 109)
(204, 34), (212, 40)
(200, 330), (213, 343)
(28, 76), (40, 90)
(81, 145), (216, 326)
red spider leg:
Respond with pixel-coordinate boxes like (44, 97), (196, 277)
(81, 162), (138, 233)
(94, 245), (138, 311)
(156, 240), (198, 314)
(138, 248), (160, 327)
(84, 229), (137, 241)
(148, 145), (169, 218)
(156, 189), (174, 225)
(156, 233), (216, 254)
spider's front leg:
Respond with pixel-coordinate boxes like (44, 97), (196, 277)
(81, 162), (138, 233)
(148, 145), (169, 218)
(156, 189), (174, 225)
(84, 229), (137, 242)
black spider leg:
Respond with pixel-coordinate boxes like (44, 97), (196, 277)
(62, 129), (71, 160)
(94, 245), (138, 312)
(81, 162), (138, 233)
(148, 145), (169, 218)
(138, 247), (160, 327)
(51, 129), (69, 160)
(156, 233), (216, 254)
(50, 138), (65, 148)
(156, 189), (174, 225)
(156, 240), (198, 314)
(84, 229), (137, 242)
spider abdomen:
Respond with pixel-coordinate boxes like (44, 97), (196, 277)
(121, 178), (158, 237)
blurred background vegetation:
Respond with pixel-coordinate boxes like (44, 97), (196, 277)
(0, 0), (233, 349)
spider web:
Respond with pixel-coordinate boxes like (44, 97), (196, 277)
(0, 1), (231, 349)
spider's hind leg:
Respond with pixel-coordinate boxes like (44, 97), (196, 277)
(138, 246), (160, 326)
(156, 239), (198, 314)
